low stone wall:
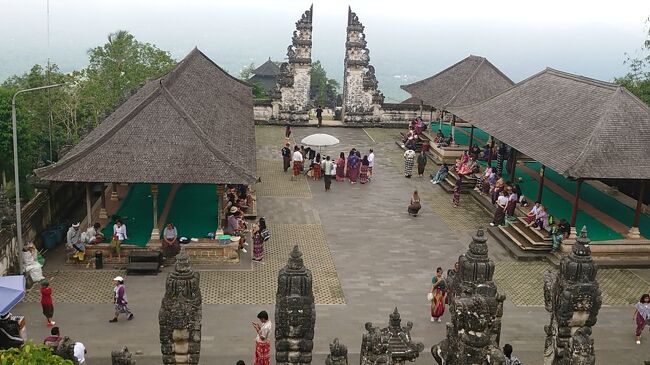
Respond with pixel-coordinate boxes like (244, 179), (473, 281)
(0, 228), (18, 276)
(253, 100), (273, 121)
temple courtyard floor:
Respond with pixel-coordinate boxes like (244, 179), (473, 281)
(13, 126), (650, 364)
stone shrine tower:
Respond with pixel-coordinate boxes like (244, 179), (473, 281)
(272, 6), (313, 123)
(275, 245), (316, 364)
(342, 7), (384, 124)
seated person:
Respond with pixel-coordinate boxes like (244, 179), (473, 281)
(405, 136), (417, 150)
(549, 220), (563, 252)
(433, 129), (445, 144)
(455, 151), (470, 171)
(480, 145), (492, 161)
(438, 135), (453, 147)
(557, 218), (571, 239)
(0, 312), (24, 350)
(22, 243), (45, 283)
(524, 201), (541, 224)
(469, 144), (481, 159)
(43, 326), (62, 348)
(83, 222), (104, 244)
(245, 185), (256, 207)
(161, 223), (180, 258)
(224, 210), (247, 253)
(458, 157), (478, 175)
(527, 204), (548, 231)
(66, 223), (85, 260)
(430, 164), (449, 184)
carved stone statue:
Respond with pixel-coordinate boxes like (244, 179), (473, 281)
(432, 228), (506, 365)
(326, 338), (348, 365)
(360, 321), (392, 365)
(543, 227), (601, 365)
(159, 250), (202, 364)
(360, 309), (424, 365)
(111, 346), (136, 365)
(275, 245), (315, 364)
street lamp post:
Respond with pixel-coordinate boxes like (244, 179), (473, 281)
(12, 83), (63, 274)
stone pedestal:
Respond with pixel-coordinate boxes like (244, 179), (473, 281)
(569, 226), (577, 239)
(110, 183), (119, 201)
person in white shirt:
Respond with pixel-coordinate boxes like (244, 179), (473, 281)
(490, 190), (509, 226)
(83, 222), (104, 244)
(73, 341), (86, 364)
(291, 146), (303, 181)
(524, 201), (541, 224)
(252, 311), (272, 364)
(367, 149), (375, 179)
(110, 219), (128, 259)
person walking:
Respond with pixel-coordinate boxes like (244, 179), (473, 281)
(367, 149), (375, 180)
(430, 267), (446, 322)
(416, 150), (427, 177)
(452, 179), (461, 207)
(281, 142), (291, 172)
(252, 311), (272, 365)
(403, 149), (415, 178)
(634, 293), (650, 344)
(291, 146), (303, 181)
(109, 276), (134, 323)
(40, 279), (55, 327)
(321, 156), (334, 191)
(284, 124), (291, 139)
(316, 105), (323, 128)
(503, 344), (522, 365)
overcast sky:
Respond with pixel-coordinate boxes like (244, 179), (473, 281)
(2, 0), (649, 100)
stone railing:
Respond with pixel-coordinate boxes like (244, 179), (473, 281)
(0, 227), (18, 276)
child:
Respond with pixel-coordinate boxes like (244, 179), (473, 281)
(40, 279), (55, 327)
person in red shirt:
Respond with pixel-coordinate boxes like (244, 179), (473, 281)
(43, 326), (62, 347)
(40, 279), (55, 327)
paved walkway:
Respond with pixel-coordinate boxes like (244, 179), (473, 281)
(12, 126), (650, 364)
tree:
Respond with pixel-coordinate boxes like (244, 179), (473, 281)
(79, 30), (175, 125)
(309, 61), (339, 108)
(616, 17), (650, 105)
(239, 62), (256, 80)
(0, 342), (74, 364)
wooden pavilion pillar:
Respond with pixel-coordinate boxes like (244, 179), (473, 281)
(487, 136), (494, 167)
(451, 115), (456, 145)
(628, 180), (647, 239)
(469, 125), (475, 147)
(85, 183), (92, 228)
(150, 184), (159, 240)
(99, 183), (108, 219)
(110, 182), (119, 201)
(535, 165), (546, 203)
(438, 110), (443, 131)
(216, 184), (225, 228)
(508, 148), (518, 180)
(419, 101), (423, 117)
(569, 178), (584, 238)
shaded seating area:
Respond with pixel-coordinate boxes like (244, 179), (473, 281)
(449, 68), (650, 264)
(34, 48), (258, 267)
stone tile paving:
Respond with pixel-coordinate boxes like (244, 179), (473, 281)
(494, 261), (650, 306)
(24, 270), (124, 304)
(256, 159), (312, 198)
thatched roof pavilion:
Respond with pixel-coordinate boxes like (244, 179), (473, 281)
(401, 55), (514, 109)
(249, 58), (281, 96)
(35, 47), (257, 240)
(449, 67), (650, 236)
(36, 47), (257, 185)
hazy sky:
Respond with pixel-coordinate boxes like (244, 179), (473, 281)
(2, 0), (650, 100)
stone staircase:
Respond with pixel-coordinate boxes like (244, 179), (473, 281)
(438, 170), (478, 194)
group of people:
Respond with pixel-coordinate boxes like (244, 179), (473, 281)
(65, 219), (127, 260)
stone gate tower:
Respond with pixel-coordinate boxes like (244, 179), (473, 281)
(272, 6), (313, 123)
(342, 7), (384, 124)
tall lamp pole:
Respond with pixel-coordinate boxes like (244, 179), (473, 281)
(12, 83), (63, 273)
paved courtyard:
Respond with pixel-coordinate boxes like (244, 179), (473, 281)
(13, 126), (650, 364)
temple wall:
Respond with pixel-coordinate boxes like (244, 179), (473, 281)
(253, 100), (274, 121)
(343, 68), (366, 113)
(292, 64), (311, 111)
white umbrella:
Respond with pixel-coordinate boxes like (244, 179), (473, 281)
(300, 134), (340, 148)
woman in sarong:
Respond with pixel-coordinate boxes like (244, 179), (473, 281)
(430, 267), (446, 322)
(312, 154), (322, 180)
(634, 294), (650, 344)
(110, 276), (133, 322)
(359, 155), (370, 184)
(348, 152), (360, 184)
(490, 190), (508, 226)
(452, 179), (461, 207)
(335, 152), (346, 182)
(455, 151), (469, 171)
(252, 311), (272, 365)
(458, 157), (477, 175)
(251, 222), (264, 262)
(403, 149), (415, 178)
(408, 190), (421, 216)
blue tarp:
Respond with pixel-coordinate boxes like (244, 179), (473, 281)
(0, 276), (25, 315)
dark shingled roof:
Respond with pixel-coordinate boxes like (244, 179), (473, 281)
(401, 55), (514, 110)
(251, 58), (281, 77)
(249, 74), (278, 95)
(35, 47), (257, 185)
(448, 68), (650, 180)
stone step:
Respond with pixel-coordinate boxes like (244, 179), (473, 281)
(516, 217), (551, 241)
(487, 226), (553, 262)
(511, 221), (551, 246)
(500, 225), (551, 251)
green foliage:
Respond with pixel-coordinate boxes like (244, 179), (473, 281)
(0, 341), (74, 365)
(251, 81), (267, 99)
(310, 60), (339, 108)
(617, 17), (650, 105)
(239, 62), (256, 80)
(0, 30), (175, 200)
